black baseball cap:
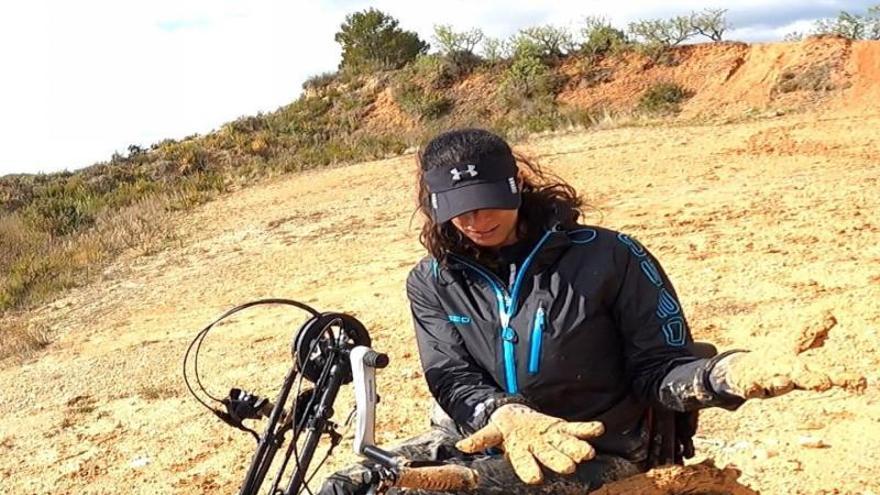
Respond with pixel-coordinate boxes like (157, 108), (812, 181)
(423, 151), (521, 224)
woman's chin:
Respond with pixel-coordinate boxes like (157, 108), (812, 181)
(468, 234), (504, 248)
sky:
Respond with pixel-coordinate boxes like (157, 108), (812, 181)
(1, 0), (876, 176)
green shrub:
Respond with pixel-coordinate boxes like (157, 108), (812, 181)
(521, 111), (560, 133)
(334, 8), (428, 73)
(103, 177), (161, 209)
(24, 177), (100, 236)
(166, 171), (226, 211)
(561, 106), (602, 127)
(394, 82), (453, 120)
(406, 53), (478, 90)
(350, 134), (408, 159)
(222, 115), (269, 135)
(500, 38), (560, 101)
(774, 65), (836, 93)
(159, 141), (214, 176)
(0, 250), (64, 310)
(637, 82), (689, 114)
(408, 54), (451, 88)
(419, 95), (453, 120)
(0, 213), (47, 271)
(518, 25), (576, 59)
(580, 17), (628, 58)
(481, 37), (511, 65)
(628, 16), (695, 63)
(628, 17), (694, 47)
(690, 8), (730, 41)
(433, 24), (484, 62)
(635, 42), (673, 65)
(302, 71), (339, 92)
(813, 5), (880, 40)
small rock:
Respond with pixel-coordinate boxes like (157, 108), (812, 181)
(130, 455), (151, 468)
(50, 299), (72, 310)
(798, 436), (828, 449)
(753, 447), (778, 461)
(798, 419), (824, 430)
(723, 440), (750, 455)
(401, 369), (420, 380)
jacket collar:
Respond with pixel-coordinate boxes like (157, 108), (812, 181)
(444, 226), (573, 277)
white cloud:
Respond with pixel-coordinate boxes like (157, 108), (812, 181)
(0, 0), (874, 175)
(0, 0), (342, 175)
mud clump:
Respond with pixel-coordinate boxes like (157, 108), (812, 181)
(396, 463), (479, 491)
(593, 460), (757, 495)
(791, 311), (836, 354)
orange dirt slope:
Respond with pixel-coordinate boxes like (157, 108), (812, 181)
(559, 37), (880, 119)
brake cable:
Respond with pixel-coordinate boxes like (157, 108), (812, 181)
(182, 298), (320, 441)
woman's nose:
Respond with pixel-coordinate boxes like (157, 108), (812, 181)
(462, 209), (485, 224)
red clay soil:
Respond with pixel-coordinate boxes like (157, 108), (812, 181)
(558, 36), (879, 119)
(363, 37), (880, 134)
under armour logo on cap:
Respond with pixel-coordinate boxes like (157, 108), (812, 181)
(450, 164), (478, 182)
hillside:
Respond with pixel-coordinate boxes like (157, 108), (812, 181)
(2, 38), (880, 494)
(3, 36), (879, 322)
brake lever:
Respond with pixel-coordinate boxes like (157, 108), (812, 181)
(224, 388), (275, 421)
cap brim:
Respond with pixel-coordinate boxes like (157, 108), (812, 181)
(432, 180), (521, 224)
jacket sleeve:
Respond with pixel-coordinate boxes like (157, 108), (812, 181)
(611, 233), (744, 412)
(407, 267), (529, 432)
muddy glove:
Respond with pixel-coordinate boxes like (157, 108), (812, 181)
(715, 312), (866, 399)
(718, 351), (832, 399)
(455, 404), (604, 484)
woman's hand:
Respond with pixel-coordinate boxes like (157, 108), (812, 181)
(719, 312), (866, 399)
(455, 404), (604, 484)
(723, 351), (832, 398)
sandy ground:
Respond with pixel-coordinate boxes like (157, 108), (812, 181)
(2, 110), (879, 494)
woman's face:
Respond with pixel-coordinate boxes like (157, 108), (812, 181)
(450, 208), (519, 249)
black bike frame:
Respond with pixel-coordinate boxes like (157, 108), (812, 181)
(239, 334), (350, 494)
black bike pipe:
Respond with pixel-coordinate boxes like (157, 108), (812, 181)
(362, 445), (398, 469)
(283, 362), (347, 494)
(239, 365), (298, 495)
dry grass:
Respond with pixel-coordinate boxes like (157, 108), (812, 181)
(1, 189), (188, 316)
(775, 65), (836, 93)
(137, 383), (180, 401)
(0, 192), (188, 362)
(0, 318), (51, 361)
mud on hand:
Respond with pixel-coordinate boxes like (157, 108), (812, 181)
(724, 311), (867, 399)
(455, 404), (605, 484)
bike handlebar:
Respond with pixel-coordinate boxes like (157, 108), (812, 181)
(396, 463), (480, 491)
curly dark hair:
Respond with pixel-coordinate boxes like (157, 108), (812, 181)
(416, 128), (584, 266)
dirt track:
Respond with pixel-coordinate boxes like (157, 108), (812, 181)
(2, 110), (879, 494)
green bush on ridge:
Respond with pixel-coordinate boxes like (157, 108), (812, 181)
(637, 82), (690, 114)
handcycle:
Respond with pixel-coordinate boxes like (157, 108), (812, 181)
(183, 299), (479, 494)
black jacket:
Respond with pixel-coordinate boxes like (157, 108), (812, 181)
(406, 226), (742, 463)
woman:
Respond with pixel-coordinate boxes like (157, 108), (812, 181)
(320, 128), (833, 494)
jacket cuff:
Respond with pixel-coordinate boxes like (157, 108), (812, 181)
(470, 394), (533, 432)
(703, 350), (749, 410)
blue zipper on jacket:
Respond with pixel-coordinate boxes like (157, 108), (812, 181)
(528, 305), (545, 374)
(449, 230), (554, 394)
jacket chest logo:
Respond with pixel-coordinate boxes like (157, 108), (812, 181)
(448, 314), (472, 324)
